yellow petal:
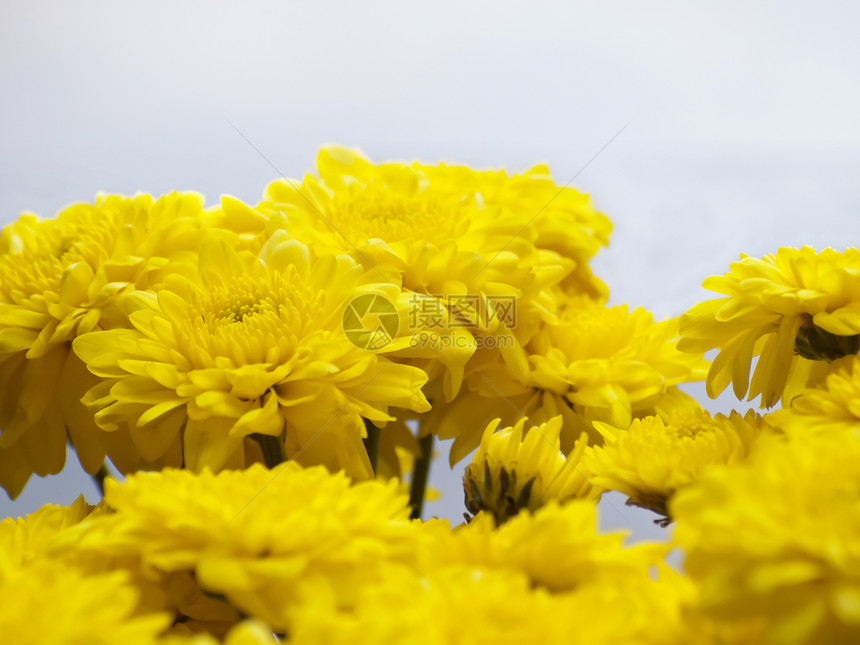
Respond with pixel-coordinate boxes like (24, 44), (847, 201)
(231, 394), (284, 438)
(59, 261), (95, 306)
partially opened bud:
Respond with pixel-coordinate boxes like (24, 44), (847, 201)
(463, 415), (597, 524)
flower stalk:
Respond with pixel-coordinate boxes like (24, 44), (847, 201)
(363, 419), (381, 475)
(408, 433), (434, 520)
(91, 462), (110, 496)
(251, 433), (286, 469)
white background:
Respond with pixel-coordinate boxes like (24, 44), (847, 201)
(2, 1), (860, 542)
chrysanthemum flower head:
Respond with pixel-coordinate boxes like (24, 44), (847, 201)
(0, 193), (205, 345)
(584, 408), (769, 521)
(261, 146), (602, 297)
(288, 501), (700, 645)
(0, 560), (169, 645)
(679, 246), (860, 408)
(463, 415), (596, 524)
(290, 560), (716, 645)
(415, 157), (613, 299)
(43, 508), (242, 636)
(431, 298), (707, 465)
(770, 354), (860, 435)
(73, 232), (431, 478)
(258, 146), (609, 399)
(672, 431), (860, 644)
(0, 192), (208, 497)
(0, 494), (93, 574)
(435, 500), (664, 593)
(530, 298), (707, 419)
(86, 463), (429, 632)
(287, 564), (585, 645)
(0, 496), (169, 645)
(514, 299), (707, 446)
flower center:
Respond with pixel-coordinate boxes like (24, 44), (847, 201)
(0, 208), (115, 304)
(550, 302), (643, 359)
(178, 269), (322, 368)
(662, 413), (715, 440)
(328, 184), (469, 244)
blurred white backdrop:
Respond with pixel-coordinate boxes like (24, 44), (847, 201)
(2, 0), (860, 542)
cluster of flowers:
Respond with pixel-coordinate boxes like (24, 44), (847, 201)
(2, 147), (860, 643)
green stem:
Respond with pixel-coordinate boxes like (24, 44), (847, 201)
(92, 462), (109, 497)
(408, 433), (434, 520)
(251, 433), (286, 468)
(363, 419), (381, 476)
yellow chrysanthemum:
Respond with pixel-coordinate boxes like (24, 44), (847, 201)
(435, 501), (664, 593)
(73, 232), (430, 478)
(678, 246), (860, 408)
(416, 159), (613, 299)
(82, 463), (430, 632)
(261, 146), (607, 299)
(0, 494), (93, 574)
(258, 147), (609, 399)
(0, 192), (208, 497)
(672, 431), (860, 645)
(287, 564), (582, 645)
(287, 504), (701, 645)
(0, 560), (169, 645)
(463, 415), (596, 524)
(564, 566), (727, 645)
(584, 408), (769, 520)
(1, 495), (237, 633)
(770, 354), (860, 434)
(434, 298), (708, 462)
(528, 299), (707, 430)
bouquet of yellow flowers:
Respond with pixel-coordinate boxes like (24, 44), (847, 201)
(2, 146), (859, 644)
